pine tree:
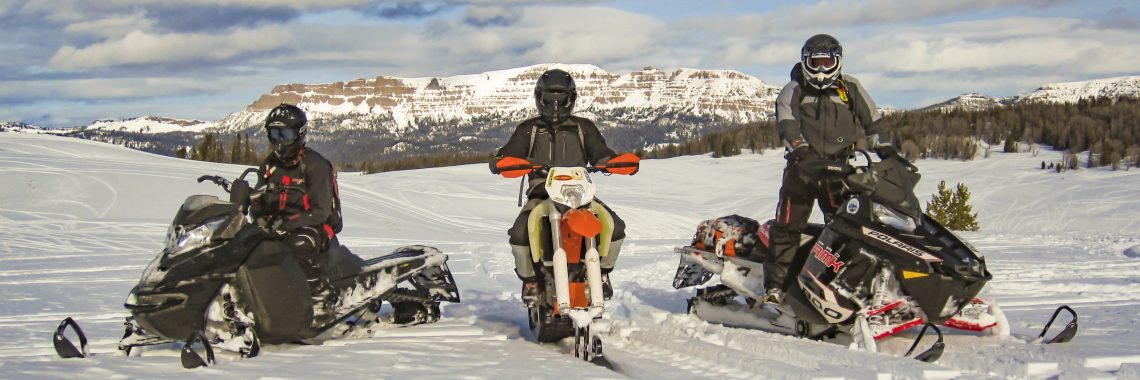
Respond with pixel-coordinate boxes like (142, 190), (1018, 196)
(230, 135), (242, 164)
(926, 181), (953, 225)
(949, 183), (980, 231)
(242, 133), (256, 164)
(925, 180), (980, 231)
(175, 146), (187, 159)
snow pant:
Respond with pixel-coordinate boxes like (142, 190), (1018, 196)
(285, 226), (329, 272)
(766, 161), (845, 290)
(508, 197), (626, 279)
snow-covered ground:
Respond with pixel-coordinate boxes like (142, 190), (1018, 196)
(1, 133), (1138, 379)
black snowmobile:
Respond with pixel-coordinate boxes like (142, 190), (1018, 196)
(673, 151), (1077, 361)
(53, 168), (460, 368)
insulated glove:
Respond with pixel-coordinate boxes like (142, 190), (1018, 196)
(787, 143), (813, 163)
(875, 144), (899, 159)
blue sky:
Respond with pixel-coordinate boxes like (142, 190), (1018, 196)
(1, 0), (1137, 128)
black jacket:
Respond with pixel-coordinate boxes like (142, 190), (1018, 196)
(495, 115), (616, 195)
(251, 148), (337, 235)
(776, 63), (881, 158)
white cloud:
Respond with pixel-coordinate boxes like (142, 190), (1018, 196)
(62, 10), (155, 38)
(854, 17), (1140, 75)
(48, 26), (292, 69)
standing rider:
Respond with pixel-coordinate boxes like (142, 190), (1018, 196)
(764, 34), (894, 304)
(251, 103), (343, 323)
(490, 68), (629, 304)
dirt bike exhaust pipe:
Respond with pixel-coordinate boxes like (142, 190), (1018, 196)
(52, 317), (89, 359)
(1038, 305), (1078, 344)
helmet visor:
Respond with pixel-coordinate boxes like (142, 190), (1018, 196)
(267, 127), (298, 145)
(539, 91), (571, 109)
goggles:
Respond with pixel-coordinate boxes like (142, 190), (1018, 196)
(267, 127), (298, 144)
(802, 47), (842, 72)
(539, 90), (571, 108)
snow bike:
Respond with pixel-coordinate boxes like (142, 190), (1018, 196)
(492, 153), (640, 364)
(52, 168), (460, 368)
(672, 151), (1078, 362)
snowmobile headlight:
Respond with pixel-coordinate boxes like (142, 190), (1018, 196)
(124, 288), (139, 307)
(167, 217), (226, 257)
(561, 185), (584, 208)
(872, 203), (916, 232)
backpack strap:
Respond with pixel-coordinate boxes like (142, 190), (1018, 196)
(576, 124), (588, 160)
(835, 79), (854, 111)
(526, 124), (537, 157)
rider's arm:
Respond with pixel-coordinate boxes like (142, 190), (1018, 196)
(281, 159), (333, 232)
(844, 76), (883, 140)
(579, 118), (617, 165)
(249, 163), (269, 219)
(775, 81), (808, 150)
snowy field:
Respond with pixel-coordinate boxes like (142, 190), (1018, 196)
(1, 132), (1138, 379)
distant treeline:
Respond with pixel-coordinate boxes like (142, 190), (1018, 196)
(881, 96), (1140, 169)
(177, 133), (263, 166)
(180, 96), (1140, 172)
(642, 95), (1140, 170)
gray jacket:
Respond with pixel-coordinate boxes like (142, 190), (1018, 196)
(776, 64), (881, 158)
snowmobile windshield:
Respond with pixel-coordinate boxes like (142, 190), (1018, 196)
(267, 127), (298, 144)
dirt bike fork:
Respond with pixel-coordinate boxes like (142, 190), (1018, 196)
(547, 208), (605, 312)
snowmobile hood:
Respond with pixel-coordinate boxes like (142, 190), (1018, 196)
(174, 195), (239, 228)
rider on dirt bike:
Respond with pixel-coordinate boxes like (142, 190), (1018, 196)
(251, 103), (343, 324)
(489, 68), (627, 304)
(767, 34), (892, 304)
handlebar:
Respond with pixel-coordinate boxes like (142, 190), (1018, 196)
(196, 175), (232, 192)
(492, 153), (641, 178)
(195, 168), (260, 194)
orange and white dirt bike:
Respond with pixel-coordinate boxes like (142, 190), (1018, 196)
(492, 153), (640, 364)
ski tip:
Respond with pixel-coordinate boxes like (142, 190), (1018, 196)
(52, 317), (89, 359)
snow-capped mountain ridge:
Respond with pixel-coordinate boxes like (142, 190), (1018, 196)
(81, 116), (215, 134)
(236, 63), (779, 134)
(920, 93), (1002, 112)
(1005, 75), (1140, 104)
(928, 76), (1140, 112)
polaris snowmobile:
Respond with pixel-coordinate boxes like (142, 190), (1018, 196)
(492, 153), (640, 365)
(53, 168), (460, 368)
(673, 151), (1077, 362)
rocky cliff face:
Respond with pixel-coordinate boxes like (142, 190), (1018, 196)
(203, 63), (781, 163)
(242, 64), (776, 126)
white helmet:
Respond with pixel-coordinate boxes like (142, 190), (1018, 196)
(800, 34), (843, 90)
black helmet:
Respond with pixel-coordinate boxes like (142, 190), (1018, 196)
(264, 103), (308, 161)
(534, 69), (577, 124)
(800, 34), (843, 90)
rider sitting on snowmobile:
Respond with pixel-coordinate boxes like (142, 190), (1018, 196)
(251, 103), (343, 323)
(765, 34), (893, 304)
(489, 68), (627, 304)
